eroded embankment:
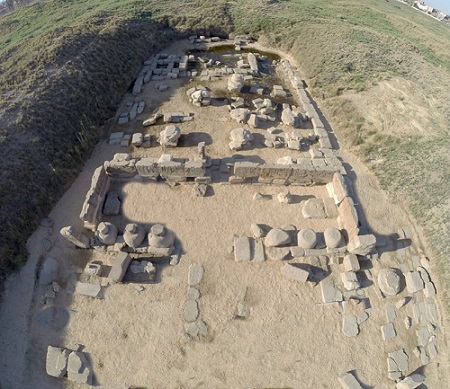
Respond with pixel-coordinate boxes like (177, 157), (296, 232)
(0, 16), (175, 277)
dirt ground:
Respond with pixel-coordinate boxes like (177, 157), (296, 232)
(0, 38), (449, 389)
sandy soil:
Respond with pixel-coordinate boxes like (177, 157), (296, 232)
(0, 38), (448, 389)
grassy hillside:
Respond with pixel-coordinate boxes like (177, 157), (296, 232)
(0, 0), (449, 305)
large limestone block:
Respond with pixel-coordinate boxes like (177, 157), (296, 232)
(67, 351), (93, 385)
(60, 226), (91, 249)
(104, 157), (137, 178)
(396, 375), (424, 389)
(135, 158), (160, 178)
(109, 252), (131, 283)
(282, 263), (309, 283)
(159, 125), (181, 147)
(330, 173), (349, 205)
(228, 73), (244, 92)
(343, 254), (360, 272)
(378, 268), (401, 296)
(281, 107), (296, 126)
(234, 161), (260, 178)
(320, 277), (343, 303)
(302, 198), (327, 219)
(341, 271), (360, 291)
(185, 160), (205, 178)
(264, 228), (291, 247)
(251, 239), (265, 262)
(46, 346), (70, 378)
(230, 108), (251, 123)
(266, 246), (290, 260)
(247, 52), (259, 73)
(343, 315), (359, 337)
(347, 234), (376, 256)
(338, 371), (363, 389)
(404, 271), (425, 293)
(74, 282), (102, 298)
(234, 236), (251, 262)
(338, 196), (359, 231)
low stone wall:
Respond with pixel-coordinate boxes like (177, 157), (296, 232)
(233, 159), (338, 185)
(279, 59), (333, 150)
(104, 153), (206, 183)
(79, 166), (110, 230)
(327, 172), (376, 254)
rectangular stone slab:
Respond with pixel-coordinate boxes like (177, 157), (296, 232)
(74, 282), (102, 298)
(109, 252), (131, 283)
(282, 263), (309, 283)
(234, 236), (251, 262)
(338, 372), (363, 389)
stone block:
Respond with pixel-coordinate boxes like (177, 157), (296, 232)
(347, 235), (376, 256)
(259, 164), (293, 180)
(184, 160), (205, 177)
(251, 239), (265, 262)
(424, 281), (436, 298)
(104, 158), (137, 178)
(330, 173), (349, 205)
(60, 226), (91, 249)
(338, 371), (363, 389)
(302, 198), (326, 219)
(189, 263), (204, 286)
(109, 252), (131, 283)
(289, 165), (315, 185)
(343, 315), (359, 337)
(234, 161), (261, 178)
(282, 263), (309, 283)
(381, 322), (397, 340)
(388, 349), (409, 374)
(67, 351), (92, 385)
(320, 277), (343, 303)
(341, 271), (360, 291)
(343, 254), (360, 272)
(132, 133), (143, 146)
(234, 236), (251, 262)
(135, 158), (159, 178)
(404, 271), (424, 293)
(159, 160), (185, 179)
(395, 374), (424, 389)
(312, 165), (336, 184)
(46, 346), (70, 378)
(266, 246), (290, 261)
(338, 197), (359, 231)
(74, 282), (102, 298)
(290, 246), (305, 258)
(90, 166), (109, 197)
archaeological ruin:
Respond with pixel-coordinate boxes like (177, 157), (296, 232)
(34, 35), (442, 388)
